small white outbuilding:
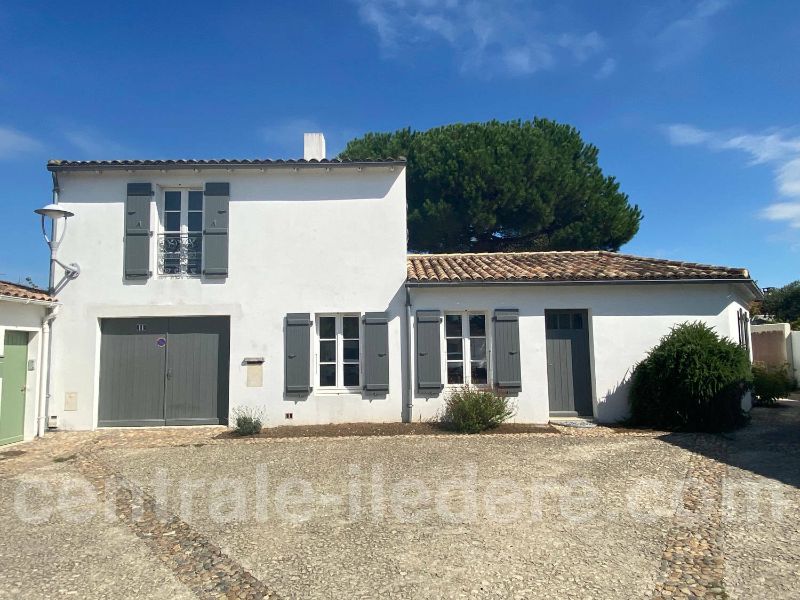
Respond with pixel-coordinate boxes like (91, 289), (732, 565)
(0, 281), (57, 445)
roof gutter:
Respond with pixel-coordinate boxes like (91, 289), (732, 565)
(0, 294), (59, 307)
(47, 160), (406, 173)
(406, 277), (763, 299)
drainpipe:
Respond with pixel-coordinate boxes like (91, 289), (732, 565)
(36, 171), (62, 438)
(37, 305), (59, 438)
(404, 287), (414, 422)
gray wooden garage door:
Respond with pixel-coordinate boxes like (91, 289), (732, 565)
(545, 310), (593, 417)
(98, 317), (229, 427)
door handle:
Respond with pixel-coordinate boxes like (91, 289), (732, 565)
(166, 369), (173, 380)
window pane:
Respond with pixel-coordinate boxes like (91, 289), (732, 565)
(320, 364), (336, 387)
(165, 211), (180, 232)
(343, 339), (359, 362)
(445, 314), (462, 337)
(572, 313), (583, 330)
(446, 338), (463, 361)
(447, 363), (464, 384)
(471, 362), (488, 385)
(546, 314), (558, 330)
(165, 191), (181, 211)
(319, 340), (336, 362)
(343, 364), (359, 387)
(342, 316), (359, 339)
(319, 317), (335, 339)
(468, 314), (485, 337)
(187, 212), (202, 232)
(559, 314), (571, 330)
(188, 191), (203, 211)
(470, 338), (486, 361)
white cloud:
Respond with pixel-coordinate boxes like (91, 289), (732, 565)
(663, 123), (800, 228)
(63, 128), (129, 157)
(594, 57), (617, 80)
(651, 0), (730, 68)
(353, 0), (611, 78)
(0, 126), (42, 159)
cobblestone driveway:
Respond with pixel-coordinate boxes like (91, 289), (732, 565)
(1, 402), (798, 599)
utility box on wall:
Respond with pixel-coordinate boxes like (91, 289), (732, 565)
(243, 357), (264, 388)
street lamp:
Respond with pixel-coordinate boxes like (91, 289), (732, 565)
(34, 203), (80, 295)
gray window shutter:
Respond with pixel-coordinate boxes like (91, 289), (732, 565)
(494, 309), (521, 389)
(124, 183), (153, 279)
(203, 182), (229, 277)
(285, 313), (311, 393)
(416, 310), (443, 391)
(362, 312), (389, 391)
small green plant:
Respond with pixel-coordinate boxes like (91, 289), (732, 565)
(752, 363), (793, 406)
(439, 386), (515, 433)
(232, 407), (263, 436)
(628, 322), (752, 431)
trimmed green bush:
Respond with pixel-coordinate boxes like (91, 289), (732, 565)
(439, 386), (515, 433)
(752, 363), (793, 406)
(232, 407), (263, 436)
(629, 322), (752, 431)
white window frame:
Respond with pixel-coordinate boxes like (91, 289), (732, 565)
(315, 313), (362, 392)
(442, 311), (491, 387)
(157, 187), (204, 277)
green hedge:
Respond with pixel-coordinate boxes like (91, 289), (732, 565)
(629, 322), (751, 431)
(752, 363), (793, 405)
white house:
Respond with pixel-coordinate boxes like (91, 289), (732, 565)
(42, 133), (759, 432)
(0, 281), (57, 445)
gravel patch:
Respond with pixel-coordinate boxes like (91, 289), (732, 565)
(722, 402), (800, 600)
(100, 433), (690, 599)
(0, 462), (194, 600)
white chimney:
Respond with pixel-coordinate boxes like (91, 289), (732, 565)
(303, 132), (326, 160)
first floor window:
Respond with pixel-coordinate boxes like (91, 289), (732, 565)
(318, 315), (361, 388)
(445, 312), (488, 385)
(160, 189), (203, 276)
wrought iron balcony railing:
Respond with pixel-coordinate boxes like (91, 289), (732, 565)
(158, 233), (202, 276)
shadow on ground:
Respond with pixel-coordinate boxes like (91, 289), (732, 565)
(659, 399), (800, 489)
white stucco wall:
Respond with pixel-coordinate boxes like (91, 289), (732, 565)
(49, 165), (408, 429)
(1, 299), (49, 441)
(408, 282), (751, 424)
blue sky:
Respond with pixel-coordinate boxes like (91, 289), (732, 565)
(1, 0), (798, 288)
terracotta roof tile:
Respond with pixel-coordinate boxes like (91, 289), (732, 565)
(47, 158), (405, 171)
(0, 280), (55, 302)
(406, 251), (751, 284)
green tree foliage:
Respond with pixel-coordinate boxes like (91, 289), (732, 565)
(628, 322), (752, 432)
(761, 280), (800, 325)
(339, 119), (642, 252)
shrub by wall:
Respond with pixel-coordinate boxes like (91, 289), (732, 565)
(629, 322), (752, 431)
(439, 386), (515, 433)
(232, 407), (263, 435)
(752, 363), (794, 406)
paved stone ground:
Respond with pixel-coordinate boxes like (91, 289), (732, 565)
(0, 404), (798, 599)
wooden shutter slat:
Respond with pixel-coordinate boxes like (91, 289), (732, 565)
(363, 312), (389, 391)
(416, 310), (443, 391)
(124, 183), (152, 279)
(493, 309), (521, 389)
(285, 313), (311, 393)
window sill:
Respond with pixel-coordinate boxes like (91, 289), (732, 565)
(315, 387), (364, 396)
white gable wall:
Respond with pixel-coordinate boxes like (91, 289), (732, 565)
(49, 166), (408, 429)
(409, 282), (751, 424)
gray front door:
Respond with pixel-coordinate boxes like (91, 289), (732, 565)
(545, 310), (593, 417)
(99, 317), (229, 426)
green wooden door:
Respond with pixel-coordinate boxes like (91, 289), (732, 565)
(0, 331), (28, 446)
